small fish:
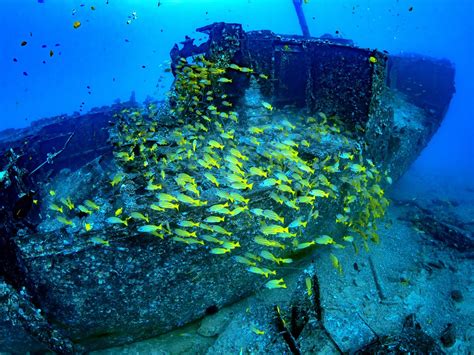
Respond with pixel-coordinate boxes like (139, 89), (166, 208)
(251, 326), (265, 335)
(106, 216), (128, 226)
(57, 216), (74, 226)
(210, 247), (231, 255)
(247, 266), (276, 278)
(49, 203), (63, 214)
(78, 204), (93, 215)
(110, 173), (124, 186)
(200, 234), (224, 244)
(254, 236), (286, 249)
(158, 200), (180, 210)
(295, 241), (316, 250)
(315, 235), (334, 245)
(309, 189), (329, 198)
(115, 207), (123, 216)
(208, 203), (229, 213)
(261, 101), (273, 111)
(288, 217), (307, 229)
(208, 140), (224, 150)
(204, 216), (225, 223)
(262, 210), (284, 224)
(305, 276), (313, 296)
(348, 163), (366, 173)
(343, 235), (354, 242)
(84, 199), (100, 211)
(249, 167), (267, 178)
(84, 223), (93, 232)
(204, 172), (219, 187)
(49, 190), (56, 196)
(130, 212), (149, 223)
(210, 225), (232, 236)
(138, 225), (163, 238)
(173, 237), (204, 245)
(234, 255), (256, 266)
(60, 197), (74, 210)
(49, 50), (54, 57)
(217, 77), (232, 83)
(21, 41), (28, 46)
(174, 229), (196, 238)
(73, 21), (81, 29)
(90, 237), (110, 246)
(178, 220), (200, 228)
(330, 253), (343, 274)
(265, 278), (287, 289)
(369, 56), (377, 63)
(157, 193), (178, 202)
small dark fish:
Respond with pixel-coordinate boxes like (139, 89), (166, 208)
(124, 38), (130, 42)
(141, 65), (146, 68)
(408, 6), (413, 11)
(21, 41), (27, 46)
(86, 85), (90, 89)
(13, 58), (18, 62)
(23, 71), (28, 76)
(49, 50), (54, 57)
(42, 44), (47, 48)
(38, 0), (44, 3)
(55, 43), (61, 47)
(42, 60), (46, 64)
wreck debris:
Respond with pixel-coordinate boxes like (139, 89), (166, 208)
(369, 256), (387, 301)
(28, 132), (75, 177)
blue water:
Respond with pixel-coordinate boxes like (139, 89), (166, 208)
(1, 0), (473, 178)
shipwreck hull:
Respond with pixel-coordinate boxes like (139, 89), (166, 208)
(0, 23), (454, 353)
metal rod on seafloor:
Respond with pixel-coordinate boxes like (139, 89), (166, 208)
(292, 0), (311, 37)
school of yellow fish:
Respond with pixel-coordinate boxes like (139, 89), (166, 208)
(45, 55), (390, 290)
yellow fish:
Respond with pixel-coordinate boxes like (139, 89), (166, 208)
(110, 173), (124, 187)
(330, 253), (343, 274)
(247, 266), (276, 278)
(204, 172), (219, 187)
(56, 216), (74, 226)
(84, 200), (100, 211)
(90, 237), (110, 246)
(106, 217), (128, 226)
(130, 212), (149, 223)
(174, 229), (197, 238)
(261, 101), (273, 111)
(210, 247), (231, 254)
(208, 140), (224, 150)
(254, 236), (286, 250)
(158, 200), (180, 210)
(234, 255), (256, 267)
(49, 204), (63, 214)
(60, 197), (74, 210)
(315, 235), (334, 245)
(249, 167), (267, 178)
(78, 205), (92, 215)
(265, 278), (287, 289)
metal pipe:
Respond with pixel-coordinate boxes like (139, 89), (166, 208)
(292, 0), (311, 37)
